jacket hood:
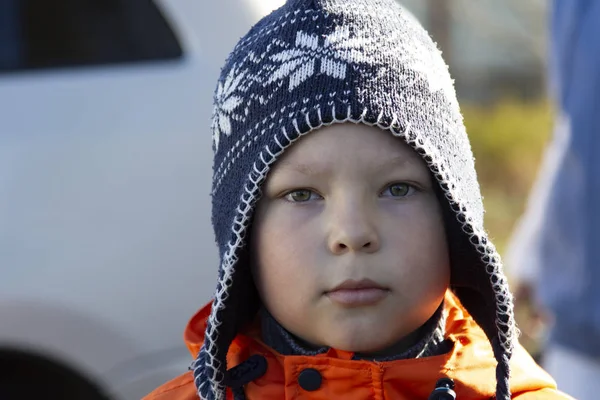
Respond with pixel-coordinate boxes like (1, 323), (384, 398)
(199, 0), (516, 399)
(175, 291), (559, 399)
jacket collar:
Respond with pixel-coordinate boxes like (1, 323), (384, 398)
(184, 291), (558, 399)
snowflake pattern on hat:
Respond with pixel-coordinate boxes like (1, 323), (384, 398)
(266, 26), (379, 90)
(212, 65), (248, 151)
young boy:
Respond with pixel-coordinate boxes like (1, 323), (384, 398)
(145, 0), (572, 399)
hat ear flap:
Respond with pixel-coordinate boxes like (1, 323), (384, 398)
(433, 176), (499, 342)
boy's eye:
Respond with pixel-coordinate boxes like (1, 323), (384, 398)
(284, 189), (321, 202)
(384, 183), (415, 197)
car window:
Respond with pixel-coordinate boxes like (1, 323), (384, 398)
(0, 0), (183, 73)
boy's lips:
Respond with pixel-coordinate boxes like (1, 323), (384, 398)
(325, 278), (390, 307)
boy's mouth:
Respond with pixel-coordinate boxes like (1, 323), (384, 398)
(325, 278), (390, 307)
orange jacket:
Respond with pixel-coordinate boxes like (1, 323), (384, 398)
(144, 292), (572, 400)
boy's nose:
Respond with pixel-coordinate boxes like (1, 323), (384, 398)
(327, 208), (380, 255)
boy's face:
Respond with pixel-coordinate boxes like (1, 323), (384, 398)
(251, 123), (450, 353)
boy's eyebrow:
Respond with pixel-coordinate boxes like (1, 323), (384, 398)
(274, 160), (321, 176)
(371, 155), (416, 175)
(275, 155), (416, 177)
(377, 155), (411, 169)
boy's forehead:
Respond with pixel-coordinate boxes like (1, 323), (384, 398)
(270, 123), (426, 174)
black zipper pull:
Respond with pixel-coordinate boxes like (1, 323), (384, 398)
(428, 377), (456, 400)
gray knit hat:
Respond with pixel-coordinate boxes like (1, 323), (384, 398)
(194, 0), (517, 399)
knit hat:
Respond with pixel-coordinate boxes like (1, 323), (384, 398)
(194, 0), (517, 399)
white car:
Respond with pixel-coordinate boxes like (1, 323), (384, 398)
(0, 0), (282, 398)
